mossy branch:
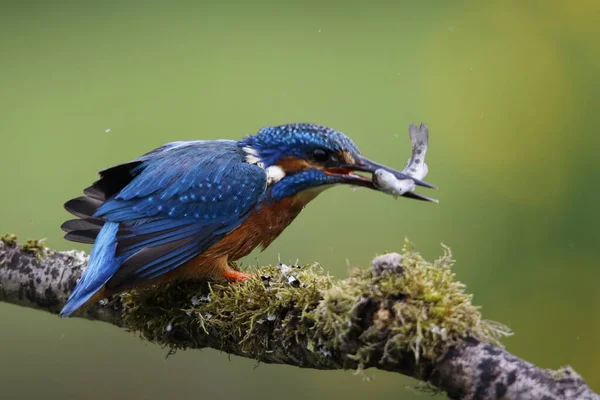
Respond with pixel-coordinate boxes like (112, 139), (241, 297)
(0, 234), (597, 400)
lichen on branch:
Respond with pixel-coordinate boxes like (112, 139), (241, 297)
(121, 240), (509, 372)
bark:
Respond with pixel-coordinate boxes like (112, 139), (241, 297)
(0, 237), (597, 400)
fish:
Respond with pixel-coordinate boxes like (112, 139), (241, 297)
(373, 123), (438, 203)
(373, 170), (416, 198)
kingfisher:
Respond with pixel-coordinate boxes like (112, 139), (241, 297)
(59, 123), (436, 317)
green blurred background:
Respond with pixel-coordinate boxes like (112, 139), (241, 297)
(1, 0), (599, 398)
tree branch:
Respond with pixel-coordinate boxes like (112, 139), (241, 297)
(0, 235), (597, 400)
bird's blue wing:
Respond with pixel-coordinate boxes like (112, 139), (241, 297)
(65, 140), (267, 292)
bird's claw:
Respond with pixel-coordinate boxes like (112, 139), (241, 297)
(222, 269), (254, 284)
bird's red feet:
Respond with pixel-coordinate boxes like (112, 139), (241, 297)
(222, 269), (254, 283)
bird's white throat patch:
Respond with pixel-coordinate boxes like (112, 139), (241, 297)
(243, 146), (285, 185)
(266, 165), (285, 185)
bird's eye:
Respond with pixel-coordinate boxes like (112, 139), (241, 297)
(312, 148), (330, 162)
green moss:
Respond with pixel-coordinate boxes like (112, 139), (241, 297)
(21, 238), (47, 260)
(121, 241), (511, 369)
(122, 262), (334, 355)
(1, 233), (17, 247)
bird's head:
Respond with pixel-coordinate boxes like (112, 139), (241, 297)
(239, 123), (435, 202)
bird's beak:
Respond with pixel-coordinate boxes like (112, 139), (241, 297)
(323, 155), (438, 202)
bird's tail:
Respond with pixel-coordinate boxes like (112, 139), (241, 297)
(60, 221), (120, 317)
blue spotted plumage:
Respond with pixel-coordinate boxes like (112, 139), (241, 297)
(270, 169), (340, 201)
(239, 123), (360, 167)
(60, 123), (436, 317)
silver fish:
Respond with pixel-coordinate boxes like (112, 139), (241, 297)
(373, 170), (416, 199)
(373, 123), (438, 203)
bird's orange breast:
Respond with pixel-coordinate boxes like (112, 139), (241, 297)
(210, 194), (311, 260)
(169, 187), (329, 281)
